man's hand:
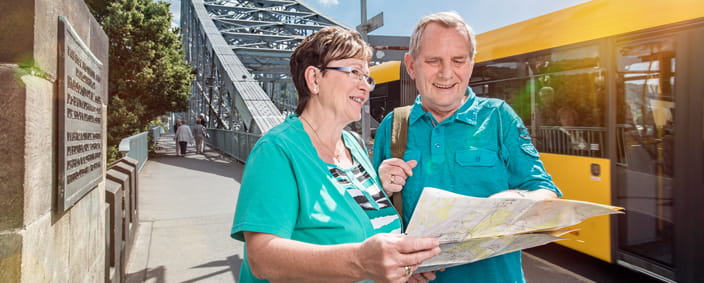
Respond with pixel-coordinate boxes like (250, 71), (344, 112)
(378, 158), (417, 196)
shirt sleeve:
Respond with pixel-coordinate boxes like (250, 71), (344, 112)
(372, 112), (394, 171)
(499, 102), (563, 197)
(231, 139), (300, 241)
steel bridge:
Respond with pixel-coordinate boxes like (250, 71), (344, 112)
(180, 0), (408, 145)
(180, 0), (350, 134)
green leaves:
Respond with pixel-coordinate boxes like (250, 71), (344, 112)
(87, 0), (194, 154)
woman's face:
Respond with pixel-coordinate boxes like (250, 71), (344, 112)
(316, 57), (371, 124)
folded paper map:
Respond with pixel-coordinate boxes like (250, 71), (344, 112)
(406, 188), (623, 273)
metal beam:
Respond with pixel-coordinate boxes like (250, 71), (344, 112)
(182, 0), (347, 133)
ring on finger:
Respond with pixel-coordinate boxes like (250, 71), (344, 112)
(404, 265), (412, 276)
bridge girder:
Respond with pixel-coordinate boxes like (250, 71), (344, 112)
(181, 0), (346, 133)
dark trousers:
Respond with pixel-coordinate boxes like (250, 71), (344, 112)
(179, 142), (188, 154)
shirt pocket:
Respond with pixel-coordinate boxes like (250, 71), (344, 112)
(455, 148), (498, 167)
(454, 148), (504, 196)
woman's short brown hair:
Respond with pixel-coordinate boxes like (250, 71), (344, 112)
(289, 26), (373, 114)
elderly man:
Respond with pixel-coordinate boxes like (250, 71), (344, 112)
(373, 11), (561, 283)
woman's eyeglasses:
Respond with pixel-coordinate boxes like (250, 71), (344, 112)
(320, 66), (376, 91)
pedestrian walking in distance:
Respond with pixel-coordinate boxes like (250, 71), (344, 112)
(193, 118), (208, 154)
(175, 120), (194, 156)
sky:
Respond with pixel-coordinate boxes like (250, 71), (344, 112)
(165, 0), (590, 35)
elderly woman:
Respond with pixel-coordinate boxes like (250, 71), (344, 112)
(230, 26), (440, 283)
(174, 119), (193, 156)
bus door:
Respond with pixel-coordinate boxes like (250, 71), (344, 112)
(614, 34), (677, 281)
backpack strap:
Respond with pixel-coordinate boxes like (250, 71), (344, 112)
(390, 106), (412, 223)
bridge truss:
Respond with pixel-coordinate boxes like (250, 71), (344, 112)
(181, 0), (346, 133)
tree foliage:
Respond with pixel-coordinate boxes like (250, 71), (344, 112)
(87, 0), (193, 160)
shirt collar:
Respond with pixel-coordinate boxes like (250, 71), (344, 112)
(408, 87), (479, 126)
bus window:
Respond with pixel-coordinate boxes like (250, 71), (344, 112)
(616, 36), (675, 267)
(471, 44), (606, 157)
(531, 45), (605, 157)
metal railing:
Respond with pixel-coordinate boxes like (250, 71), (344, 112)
(118, 132), (149, 172)
(206, 129), (261, 163)
(148, 126), (165, 142)
(535, 126), (606, 158)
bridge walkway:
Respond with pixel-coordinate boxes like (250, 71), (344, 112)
(124, 133), (244, 282)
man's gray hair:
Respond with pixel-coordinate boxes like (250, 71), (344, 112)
(408, 11), (476, 60)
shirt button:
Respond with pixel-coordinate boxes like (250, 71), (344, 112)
(434, 143), (441, 148)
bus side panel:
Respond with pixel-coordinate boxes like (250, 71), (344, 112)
(540, 153), (612, 262)
(370, 61), (402, 84)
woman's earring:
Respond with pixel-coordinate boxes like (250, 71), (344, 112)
(313, 87), (318, 93)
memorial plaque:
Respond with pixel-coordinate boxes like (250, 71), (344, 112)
(57, 16), (104, 212)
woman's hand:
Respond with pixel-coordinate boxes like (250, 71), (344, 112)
(356, 233), (440, 283)
(243, 232), (439, 283)
(378, 158), (417, 196)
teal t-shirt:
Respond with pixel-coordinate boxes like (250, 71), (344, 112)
(231, 115), (401, 283)
(372, 88), (562, 283)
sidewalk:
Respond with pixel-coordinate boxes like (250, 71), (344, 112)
(125, 133), (244, 283)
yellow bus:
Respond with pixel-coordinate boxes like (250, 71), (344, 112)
(368, 1), (704, 281)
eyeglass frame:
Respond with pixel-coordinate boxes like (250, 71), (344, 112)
(319, 66), (376, 91)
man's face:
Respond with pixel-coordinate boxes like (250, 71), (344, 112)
(405, 22), (474, 121)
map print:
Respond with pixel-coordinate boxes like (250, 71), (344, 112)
(406, 188), (623, 273)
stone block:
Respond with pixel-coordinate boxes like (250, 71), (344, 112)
(33, 0), (60, 77)
(0, 0), (110, 282)
(120, 157), (139, 173)
(0, 232), (22, 283)
(0, 1), (34, 64)
(35, 0), (103, 79)
(0, 65), (27, 231)
(21, 213), (70, 283)
(105, 179), (123, 283)
(22, 74), (54, 225)
(120, 157), (140, 219)
(112, 161), (138, 224)
(104, 203), (111, 283)
(69, 187), (105, 282)
(0, 0), (108, 75)
(107, 168), (132, 244)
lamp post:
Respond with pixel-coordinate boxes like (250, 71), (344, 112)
(357, 0), (383, 150)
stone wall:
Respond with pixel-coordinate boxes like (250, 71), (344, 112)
(0, 0), (109, 282)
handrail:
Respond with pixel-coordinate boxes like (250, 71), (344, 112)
(118, 132), (149, 171)
(148, 126), (165, 142)
(206, 129), (261, 163)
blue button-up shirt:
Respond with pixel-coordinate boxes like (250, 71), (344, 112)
(372, 88), (561, 283)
